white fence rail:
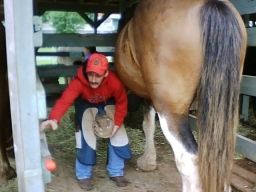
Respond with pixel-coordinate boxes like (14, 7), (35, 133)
(189, 115), (256, 163)
(240, 75), (256, 120)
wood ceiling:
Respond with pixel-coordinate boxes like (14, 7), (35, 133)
(34, 0), (137, 15)
(34, 0), (120, 15)
(0, 0), (137, 17)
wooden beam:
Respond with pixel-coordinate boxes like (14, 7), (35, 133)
(239, 75), (256, 121)
(42, 33), (117, 47)
(5, 0), (45, 191)
(247, 27), (256, 47)
(36, 2), (119, 14)
(43, 84), (68, 95)
(243, 15), (250, 28)
(240, 75), (256, 97)
(236, 134), (256, 162)
(78, 12), (110, 33)
(127, 0), (139, 7)
(230, 0), (256, 15)
(78, 13), (94, 28)
(241, 95), (249, 121)
(101, 0), (113, 5)
(36, 52), (114, 57)
(37, 63), (114, 79)
(93, 13), (97, 33)
(37, 65), (80, 78)
(96, 13), (111, 28)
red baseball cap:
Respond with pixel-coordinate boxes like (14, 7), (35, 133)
(86, 53), (108, 75)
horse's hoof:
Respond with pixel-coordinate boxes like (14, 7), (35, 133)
(0, 178), (6, 186)
(0, 167), (16, 186)
(137, 156), (157, 171)
(0, 167), (17, 183)
(7, 167), (17, 180)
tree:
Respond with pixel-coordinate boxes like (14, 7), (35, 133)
(42, 11), (88, 33)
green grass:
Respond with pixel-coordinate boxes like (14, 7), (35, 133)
(36, 57), (58, 65)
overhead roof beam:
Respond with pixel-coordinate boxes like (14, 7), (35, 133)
(78, 12), (94, 28)
(127, 0), (139, 7)
(35, 2), (119, 14)
(101, 0), (113, 5)
(96, 13), (111, 28)
(78, 12), (111, 32)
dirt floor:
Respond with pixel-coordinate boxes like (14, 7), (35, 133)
(44, 156), (181, 192)
(0, 106), (256, 192)
(43, 107), (182, 192)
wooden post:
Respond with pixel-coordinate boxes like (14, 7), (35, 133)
(4, 0), (44, 191)
(94, 13), (97, 34)
(241, 95), (249, 121)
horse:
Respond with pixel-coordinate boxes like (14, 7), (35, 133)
(114, 1), (247, 192)
(0, 23), (17, 185)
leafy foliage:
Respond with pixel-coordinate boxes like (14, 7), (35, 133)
(42, 11), (87, 33)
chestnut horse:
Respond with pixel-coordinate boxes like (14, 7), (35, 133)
(0, 23), (16, 184)
(115, 0), (247, 192)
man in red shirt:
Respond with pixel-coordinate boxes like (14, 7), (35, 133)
(40, 53), (132, 191)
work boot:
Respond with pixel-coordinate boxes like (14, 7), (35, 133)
(109, 176), (128, 187)
(78, 178), (93, 191)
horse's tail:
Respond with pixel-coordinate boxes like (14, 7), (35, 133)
(197, 1), (245, 192)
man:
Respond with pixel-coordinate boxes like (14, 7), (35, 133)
(40, 53), (132, 191)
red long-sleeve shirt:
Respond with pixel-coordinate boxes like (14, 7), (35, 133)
(49, 67), (128, 126)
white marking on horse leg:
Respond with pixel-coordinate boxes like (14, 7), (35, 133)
(158, 115), (201, 192)
(137, 106), (157, 171)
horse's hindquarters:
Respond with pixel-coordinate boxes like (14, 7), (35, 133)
(115, 21), (150, 99)
(131, 1), (203, 113)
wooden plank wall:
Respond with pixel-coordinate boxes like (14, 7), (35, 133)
(230, 0), (256, 46)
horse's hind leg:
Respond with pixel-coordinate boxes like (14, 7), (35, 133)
(0, 127), (16, 185)
(0, 107), (16, 185)
(158, 113), (200, 192)
(0, 19), (16, 185)
(137, 103), (157, 171)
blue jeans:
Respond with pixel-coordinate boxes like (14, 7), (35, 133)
(76, 143), (124, 179)
(74, 97), (131, 179)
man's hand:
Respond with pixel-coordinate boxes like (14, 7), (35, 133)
(110, 125), (119, 138)
(40, 119), (58, 132)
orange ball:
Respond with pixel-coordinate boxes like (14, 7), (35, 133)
(45, 158), (57, 172)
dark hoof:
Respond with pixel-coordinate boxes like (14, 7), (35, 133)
(6, 166), (17, 180)
(0, 167), (16, 186)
